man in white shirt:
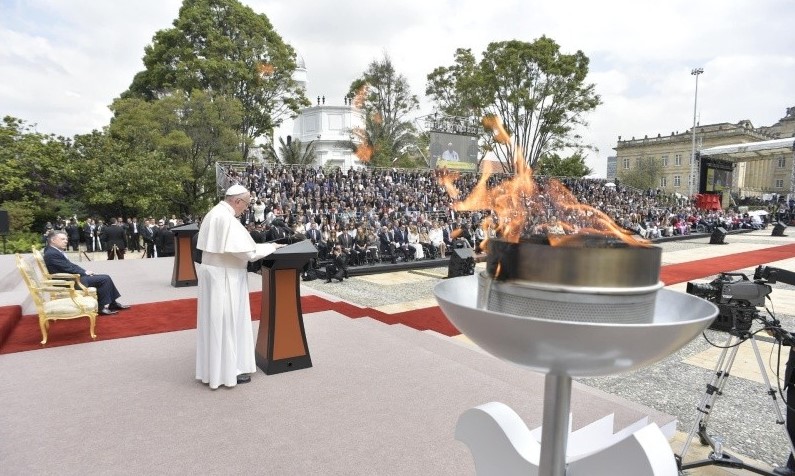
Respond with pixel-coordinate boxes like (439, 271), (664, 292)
(441, 143), (459, 162)
(195, 184), (283, 389)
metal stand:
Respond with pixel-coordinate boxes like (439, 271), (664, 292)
(539, 374), (572, 476)
(678, 330), (794, 475)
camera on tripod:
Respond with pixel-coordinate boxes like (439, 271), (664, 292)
(686, 270), (772, 332)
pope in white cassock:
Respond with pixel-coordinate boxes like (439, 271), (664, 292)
(195, 184), (281, 389)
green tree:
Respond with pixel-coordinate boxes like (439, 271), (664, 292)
(535, 151), (593, 178)
(266, 136), (316, 165)
(426, 37), (601, 173)
(0, 116), (77, 231)
(618, 156), (662, 190)
(348, 54), (419, 168)
(124, 0), (309, 159)
(107, 90), (243, 216)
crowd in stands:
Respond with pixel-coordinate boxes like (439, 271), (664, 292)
(46, 163), (787, 268)
(221, 164), (780, 269)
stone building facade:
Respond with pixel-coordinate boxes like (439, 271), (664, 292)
(613, 107), (795, 197)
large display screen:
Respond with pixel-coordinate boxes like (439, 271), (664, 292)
(699, 157), (733, 193)
(429, 132), (479, 172)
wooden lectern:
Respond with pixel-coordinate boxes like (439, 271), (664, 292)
(254, 239), (317, 375)
(170, 223), (199, 287)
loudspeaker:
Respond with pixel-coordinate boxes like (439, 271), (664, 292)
(772, 222), (788, 237)
(448, 247), (476, 278)
(709, 227), (727, 245)
(0, 210), (8, 235)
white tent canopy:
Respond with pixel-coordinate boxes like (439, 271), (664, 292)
(699, 137), (795, 161)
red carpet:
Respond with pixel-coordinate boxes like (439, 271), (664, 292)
(659, 243), (795, 285)
(3, 242), (795, 355)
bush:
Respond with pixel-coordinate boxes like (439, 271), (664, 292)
(0, 232), (41, 254)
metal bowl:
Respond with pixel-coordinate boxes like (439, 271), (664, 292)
(435, 275), (717, 377)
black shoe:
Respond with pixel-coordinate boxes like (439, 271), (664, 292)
(110, 302), (131, 310)
(325, 279), (332, 283)
(337, 278), (344, 282)
(236, 374), (251, 384)
(99, 308), (118, 316)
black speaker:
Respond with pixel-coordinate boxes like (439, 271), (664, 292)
(709, 227), (727, 245)
(0, 210), (8, 235)
(772, 222), (788, 237)
(448, 247), (476, 278)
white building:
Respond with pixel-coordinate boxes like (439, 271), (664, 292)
(282, 55), (367, 170)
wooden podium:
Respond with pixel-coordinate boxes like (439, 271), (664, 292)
(254, 239), (317, 375)
(170, 223), (199, 287)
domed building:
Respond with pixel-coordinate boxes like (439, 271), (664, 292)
(283, 54), (366, 170)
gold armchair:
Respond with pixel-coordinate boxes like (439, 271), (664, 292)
(16, 254), (98, 345)
(31, 247), (97, 299)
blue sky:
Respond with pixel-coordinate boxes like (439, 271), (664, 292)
(2, 0), (793, 177)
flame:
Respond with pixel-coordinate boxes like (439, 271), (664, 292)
(352, 84), (368, 109)
(443, 115), (649, 248)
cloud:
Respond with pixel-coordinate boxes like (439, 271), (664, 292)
(2, 0), (793, 176)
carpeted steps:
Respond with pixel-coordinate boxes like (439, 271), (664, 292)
(340, 315), (677, 436)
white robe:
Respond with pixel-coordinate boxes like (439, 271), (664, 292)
(195, 200), (276, 389)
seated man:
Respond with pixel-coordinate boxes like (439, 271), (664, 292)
(43, 230), (130, 316)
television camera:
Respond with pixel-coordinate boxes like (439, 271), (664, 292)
(686, 265), (795, 336)
(678, 266), (795, 473)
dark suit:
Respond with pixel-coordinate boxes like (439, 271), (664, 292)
(43, 245), (121, 309)
(141, 225), (155, 258)
(101, 224), (127, 260)
(156, 226), (175, 257)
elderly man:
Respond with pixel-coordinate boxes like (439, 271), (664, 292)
(195, 184), (283, 389)
(43, 230), (130, 315)
(441, 142), (459, 162)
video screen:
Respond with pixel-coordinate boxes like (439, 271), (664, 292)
(700, 157), (733, 193)
(429, 132), (478, 172)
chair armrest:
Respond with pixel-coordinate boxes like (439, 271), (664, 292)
(42, 279), (77, 289)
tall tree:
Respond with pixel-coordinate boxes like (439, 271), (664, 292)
(0, 116), (74, 231)
(123, 0), (309, 159)
(107, 90), (243, 216)
(535, 151), (593, 178)
(349, 54), (419, 168)
(618, 156), (662, 190)
(426, 37), (601, 173)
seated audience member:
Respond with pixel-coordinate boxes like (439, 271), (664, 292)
(428, 222), (447, 258)
(43, 230), (131, 316)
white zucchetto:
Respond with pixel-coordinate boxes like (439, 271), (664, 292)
(225, 184), (249, 196)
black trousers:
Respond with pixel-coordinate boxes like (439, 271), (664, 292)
(79, 274), (121, 309)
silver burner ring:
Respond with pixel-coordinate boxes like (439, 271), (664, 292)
(477, 272), (663, 324)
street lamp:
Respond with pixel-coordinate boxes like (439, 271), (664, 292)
(689, 67), (704, 199)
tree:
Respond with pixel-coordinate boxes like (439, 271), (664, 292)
(106, 90), (243, 216)
(348, 54), (419, 168)
(535, 151), (593, 178)
(123, 0), (310, 159)
(0, 116), (76, 230)
(618, 156), (662, 190)
(426, 37), (601, 173)
(265, 136), (316, 165)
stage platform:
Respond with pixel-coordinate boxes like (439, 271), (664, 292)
(3, 229), (795, 474)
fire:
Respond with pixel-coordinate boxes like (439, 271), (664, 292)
(442, 115), (649, 248)
(352, 84), (368, 109)
(351, 84), (375, 162)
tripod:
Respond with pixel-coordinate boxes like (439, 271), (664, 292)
(677, 328), (795, 474)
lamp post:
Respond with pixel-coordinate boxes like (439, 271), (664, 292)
(689, 67), (704, 199)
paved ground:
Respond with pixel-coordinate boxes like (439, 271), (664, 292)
(62, 231), (795, 473)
